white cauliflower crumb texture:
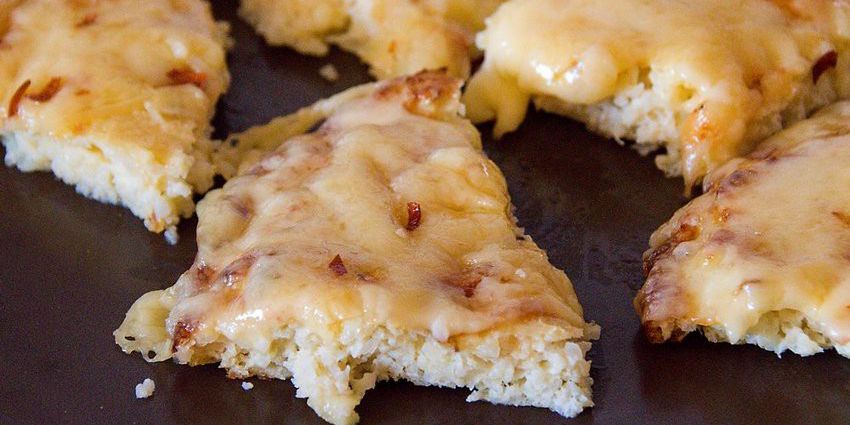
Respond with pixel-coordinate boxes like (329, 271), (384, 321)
(135, 378), (156, 399)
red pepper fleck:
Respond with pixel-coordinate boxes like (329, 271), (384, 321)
(7, 79), (30, 118)
(167, 67), (208, 89)
(26, 77), (63, 102)
(813, 50), (838, 83)
(329, 255), (347, 276)
(406, 202), (421, 231)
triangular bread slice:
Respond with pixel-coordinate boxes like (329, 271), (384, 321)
(636, 101), (850, 358)
(0, 0), (230, 241)
(115, 71), (597, 424)
(238, 0), (505, 79)
(464, 0), (850, 189)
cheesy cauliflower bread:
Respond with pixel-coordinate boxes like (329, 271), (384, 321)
(0, 0), (230, 240)
(464, 0), (850, 188)
(636, 101), (850, 358)
(115, 72), (598, 425)
(239, 0), (505, 78)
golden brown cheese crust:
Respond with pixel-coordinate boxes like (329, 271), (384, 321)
(239, 0), (505, 78)
(152, 72), (587, 361)
(116, 71), (597, 424)
(0, 0), (229, 233)
(464, 0), (850, 188)
(636, 102), (850, 353)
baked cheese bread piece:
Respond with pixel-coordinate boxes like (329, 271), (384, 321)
(636, 101), (850, 358)
(0, 0), (229, 240)
(464, 0), (850, 188)
(239, 0), (505, 78)
(115, 72), (598, 424)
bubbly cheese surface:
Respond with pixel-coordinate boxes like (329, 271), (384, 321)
(239, 0), (505, 78)
(464, 0), (850, 186)
(124, 72), (589, 362)
(0, 0), (229, 233)
(636, 101), (850, 355)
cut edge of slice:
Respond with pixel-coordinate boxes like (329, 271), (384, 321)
(115, 289), (598, 425)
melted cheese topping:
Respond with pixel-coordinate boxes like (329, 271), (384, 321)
(637, 101), (850, 348)
(0, 0), (229, 164)
(0, 0), (229, 232)
(143, 73), (587, 360)
(239, 0), (505, 78)
(464, 0), (850, 186)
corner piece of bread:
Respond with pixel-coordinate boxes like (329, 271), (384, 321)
(0, 0), (230, 240)
(238, 0), (505, 79)
(115, 71), (597, 425)
(635, 101), (850, 359)
(464, 0), (850, 189)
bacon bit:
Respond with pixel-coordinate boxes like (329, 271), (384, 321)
(7, 79), (30, 118)
(813, 50), (838, 83)
(406, 202), (422, 231)
(75, 88), (90, 96)
(167, 67), (207, 89)
(171, 320), (197, 352)
(329, 255), (347, 276)
(76, 13), (97, 28)
(833, 211), (850, 227)
(26, 78), (63, 102)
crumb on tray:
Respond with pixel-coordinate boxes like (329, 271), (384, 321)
(319, 64), (339, 82)
(135, 378), (156, 399)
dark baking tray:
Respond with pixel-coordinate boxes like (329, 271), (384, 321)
(2, 1), (849, 424)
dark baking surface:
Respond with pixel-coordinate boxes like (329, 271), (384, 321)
(2, 1), (850, 424)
